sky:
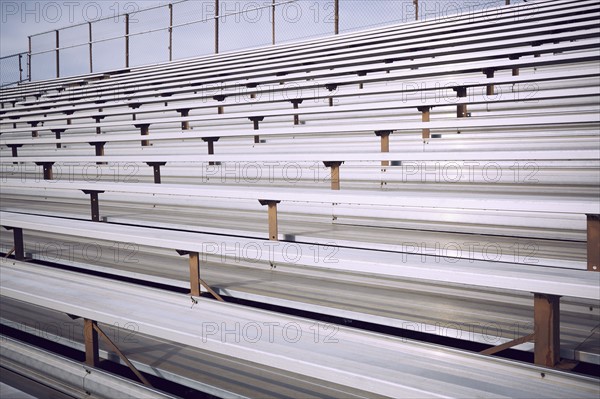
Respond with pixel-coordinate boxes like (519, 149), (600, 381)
(1, 0), (514, 84)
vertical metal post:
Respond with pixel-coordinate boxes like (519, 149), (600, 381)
(533, 294), (561, 367)
(324, 162), (343, 190)
(375, 131), (392, 167)
(82, 190), (104, 222)
(18, 54), (22, 82)
(267, 202), (278, 240)
(587, 214), (600, 272)
(28, 36), (32, 81)
(169, 4), (173, 61)
(55, 30), (60, 78)
(146, 162), (166, 184)
(12, 228), (25, 261)
(418, 107), (430, 139)
(414, 0), (419, 21)
(455, 87), (468, 118)
(202, 137), (220, 165)
(215, 0), (219, 54)
(334, 0), (339, 34)
(35, 162), (54, 181)
(125, 14), (130, 68)
(484, 69), (495, 96)
(89, 22), (93, 73)
(272, 0), (276, 45)
(136, 124), (150, 146)
(90, 192), (100, 222)
(189, 252), (201, 297)
(259, 200), (281, 241)
(177, 109), (190, 130)
(506, 0), (510, 5)
(331, 164), (340, 190)
(84, 319), (100, 367)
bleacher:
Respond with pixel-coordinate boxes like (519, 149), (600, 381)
(1, 0), (599, 397)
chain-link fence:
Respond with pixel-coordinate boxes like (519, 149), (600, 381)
(14, 0), (521, 83)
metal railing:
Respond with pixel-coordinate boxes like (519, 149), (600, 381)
(6, 0), (516, 83)
(0, 52), (29, 87)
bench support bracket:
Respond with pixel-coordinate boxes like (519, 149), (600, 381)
(534, 293), (561, 367)
(81, 318), (152, 387)
(417, 106), (430, 140)
(323, 161), (344, 190)
(587, 214), (600, 271)
(89, 142), (106, 165)
(146, 162), (167, 184)
(176, 250), (224, 301)
(480, 333), (535, 356)
(3, 227), (25, 260)
(453, 87), (468, 118)
(52, 129), (65, 149)
(84, 319), (99, 367)
(259, 200), (281, 240)
(249, 116), (264, 143)
(176, 108), (190, 130)
(93, 115), (105, 135)
(375, 130), (393, 167)
(82, 190), (105, 222)
(134, 123), (151, 147)
(93, 321), (152, 386)
(202, 137), (220, 165)
(291, 99), (303, 125)
(35, 162), (55, 180)
(483, 68), (495, 95)
(7, 144), (22, 164)
(29, 121), (39, 138)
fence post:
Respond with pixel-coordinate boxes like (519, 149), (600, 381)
(414, 0), (419, 21)
(28, 36), (32, 81)
(506, 0), (510, 4)
(18, 54), (23, 82)
(272, 0), (276, 45)
(334, 0), (339, 34)
(169, 3), (173, 61)
(215, 0), (219, 53)
(55, 30), (60, 78)
(125, 14), (130, 67)
(88, 22), (93, 73)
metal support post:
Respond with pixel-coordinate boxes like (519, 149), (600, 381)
(169, 4), (174, 61)
(454, 87), (468, 118)
(249, 116), (264, 143)
(35, 162), (54, 180)
(52, 129), (65, 149)
(84, 319), (99, 367)
(323, 161), (343, 190)
(147, 162), (167, 184)
(587, 214), (600, 271)
(533, 293), (561, 367)
(89, 22), (93, 73)
(215, 0), (220, 54)
(82, 190), (105, 222)
(334, 0), (339, 34)
(177, 109), (190, 130)
(375, 130), (393, 167)
(259, 200), (281, 240)
(417, 106), (431, 140)
(176, 250), (224, 300)
(202, 137), (220, 165)
(56, 30), (60, 78)
(125, 14), (130, 67)
(135, 124), (150, 146)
